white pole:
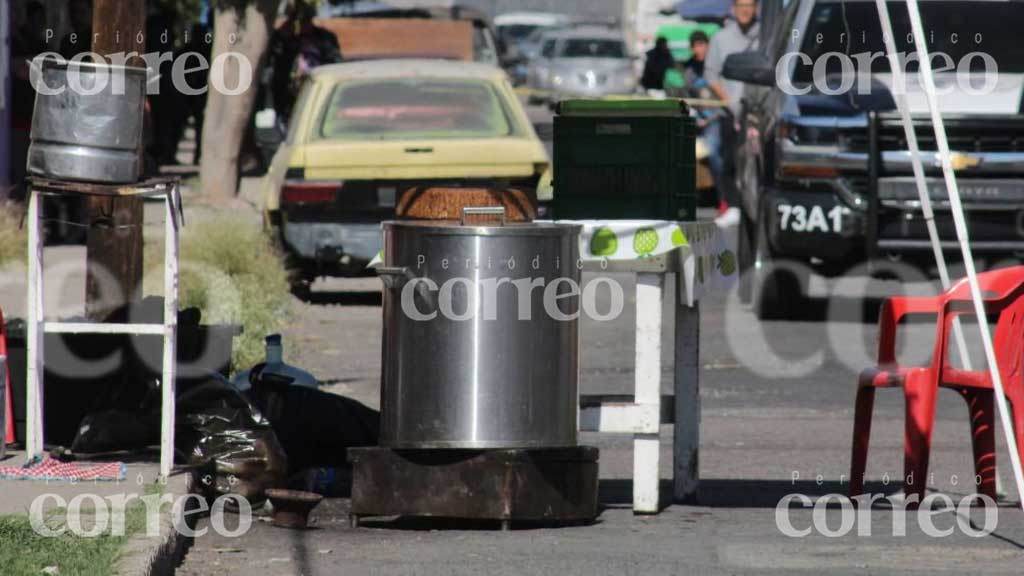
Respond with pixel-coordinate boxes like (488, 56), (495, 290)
(161, 186), (180, 479)
(872, 0), (972, 371)
(25, 189), (45, 462)
(903, 0), (1024, 508)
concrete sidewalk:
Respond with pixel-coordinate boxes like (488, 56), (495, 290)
(0, 449), (192, 576)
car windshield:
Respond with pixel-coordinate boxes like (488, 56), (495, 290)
(793, 1), (1024, 84)
(501, 24), (544, 41)
(320, 79), (516, 140)
(560, 38), (626, 59)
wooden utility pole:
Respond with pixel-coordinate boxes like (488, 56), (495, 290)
(86, 0), (146, 320)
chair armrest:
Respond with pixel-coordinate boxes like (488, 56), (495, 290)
(887, 296), (941, 319)
(877, 296), (940, 365)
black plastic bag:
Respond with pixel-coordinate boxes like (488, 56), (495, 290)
(246, 365), (379, 474)
(176, 379), (288, 504)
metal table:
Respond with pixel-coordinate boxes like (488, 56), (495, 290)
(570, 221), (734, 513)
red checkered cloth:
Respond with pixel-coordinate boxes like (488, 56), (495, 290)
(0, 458), (126, 482)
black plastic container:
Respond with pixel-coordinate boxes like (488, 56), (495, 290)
(552, 99), (698, 221)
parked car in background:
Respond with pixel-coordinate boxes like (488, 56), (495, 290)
(723, 0), (1024, 319)
(255, 7), (501, 169)
(495, 11), (572, 84)
(261, 60), (551, 290)
(526, 27), (637, 104)
(495, 12), (571, 47)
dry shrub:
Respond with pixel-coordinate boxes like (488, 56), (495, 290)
(0, 203), (26, 269)
(147, 215), (291, 370)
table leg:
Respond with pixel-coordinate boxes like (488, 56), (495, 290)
(674, 299), (700, 504)
(633, 272), (663, 513)
(26, 190), (45, 462)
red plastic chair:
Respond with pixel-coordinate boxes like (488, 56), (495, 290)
(850, 265), (1024, 502)
(1, 306), (14, 446)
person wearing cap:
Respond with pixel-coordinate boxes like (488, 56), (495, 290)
(704, 0), (760, 225)
(684, 30), (727, 208)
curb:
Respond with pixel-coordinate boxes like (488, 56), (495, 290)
(117, 472), (195, 576)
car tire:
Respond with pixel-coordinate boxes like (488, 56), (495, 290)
(269, 224), (314, 299)
(752, 215), (808, 321)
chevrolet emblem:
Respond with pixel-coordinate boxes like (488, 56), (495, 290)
(950, 153), (982, 172)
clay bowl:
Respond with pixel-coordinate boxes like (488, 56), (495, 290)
(265, 489), (324, 529)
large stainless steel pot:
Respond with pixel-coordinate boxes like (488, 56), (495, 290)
(379, 209), (582, 448)
(28, 59), (147, 183)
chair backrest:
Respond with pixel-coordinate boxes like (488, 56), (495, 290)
(994, 283), (1024, 389)
(945, 265), (1024, 303)
(945, 266), (1024, 388)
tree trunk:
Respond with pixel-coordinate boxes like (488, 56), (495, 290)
(86, 0), (146, 320)
(200, 0), (279, 198)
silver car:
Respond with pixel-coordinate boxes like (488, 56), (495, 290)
(527, 27), (637, 103)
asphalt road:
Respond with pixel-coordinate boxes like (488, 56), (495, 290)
(176, 105), (1024, 575)
(175, 216), (1024, 575)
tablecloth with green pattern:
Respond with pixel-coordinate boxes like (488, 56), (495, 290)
(567, 220), (736, 306)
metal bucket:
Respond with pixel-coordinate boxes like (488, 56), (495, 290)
(378, 209), (582, 449)
(27, 59), (147, 183)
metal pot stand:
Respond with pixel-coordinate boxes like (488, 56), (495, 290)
(348, 446), (599, 530)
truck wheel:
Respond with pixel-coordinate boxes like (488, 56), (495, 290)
(753, 219), (808, 321)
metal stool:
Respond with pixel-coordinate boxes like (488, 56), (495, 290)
(24, 177), (181, 478)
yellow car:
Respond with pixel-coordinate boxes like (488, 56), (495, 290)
(262, 59), (551, 282)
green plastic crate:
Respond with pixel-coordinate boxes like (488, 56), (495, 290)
(552, 99), (698, 221)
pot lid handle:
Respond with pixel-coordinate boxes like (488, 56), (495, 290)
(461, 206), (506, 226)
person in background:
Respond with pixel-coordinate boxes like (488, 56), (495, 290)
(147, 3), (183, 166)
(178, 15), (213, 166)
(640, 36), (674, 92)
(682, 31), (709, 92)
(59, 0), (93, 59)
(704, 0), (759, 226)
(10, 1), (49, 190)
(268, 0), (342, 122)
(683, 31), (726, 206)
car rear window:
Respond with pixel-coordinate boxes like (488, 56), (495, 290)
(319, 79), (516, 140)
(560, 38), (626, 59)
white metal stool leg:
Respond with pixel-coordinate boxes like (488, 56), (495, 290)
(160, 187), (179, 479)
(633, 272), (663, 513)
(26, 190), (45, 462)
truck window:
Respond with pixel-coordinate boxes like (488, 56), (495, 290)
(792, 1), (1024, 85)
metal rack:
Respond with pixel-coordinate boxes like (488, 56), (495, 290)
(24, 177), (181, 478)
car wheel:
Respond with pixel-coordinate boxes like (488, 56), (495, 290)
(269, 224), (314, 299)
(752, 215), (808, 321)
